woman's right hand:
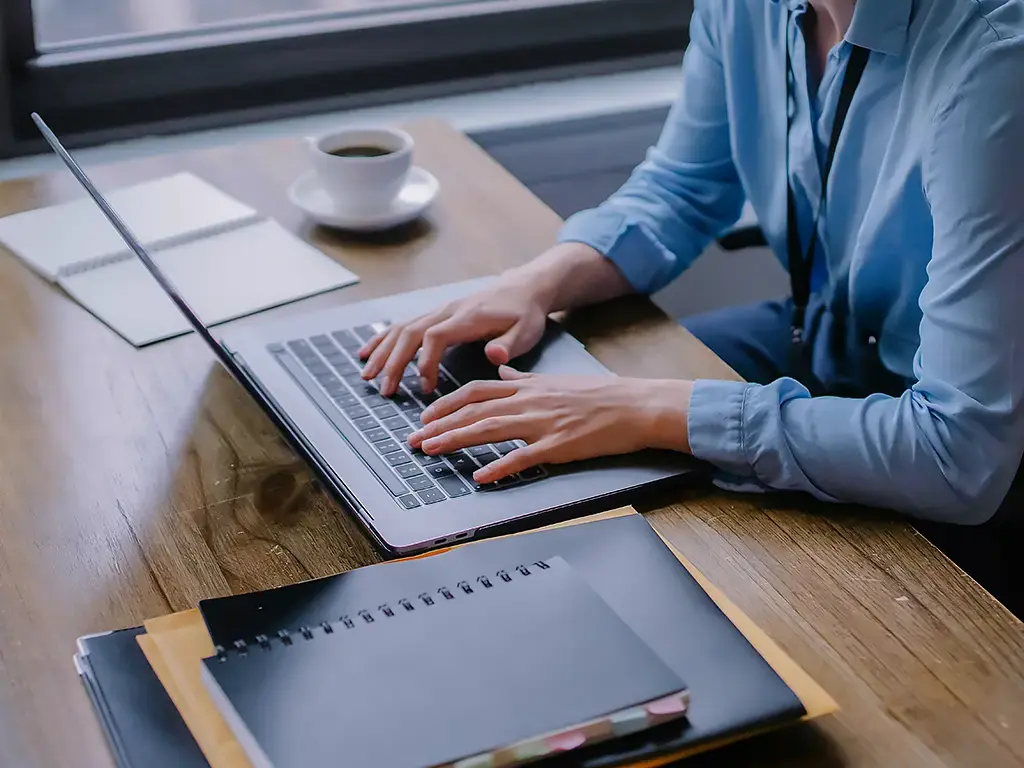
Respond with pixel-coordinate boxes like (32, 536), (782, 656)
(357, 272), (553, 397)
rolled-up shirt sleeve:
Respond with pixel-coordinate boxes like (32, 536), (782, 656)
(558, 0), (745, 294)
(687, 43), (1024, 525)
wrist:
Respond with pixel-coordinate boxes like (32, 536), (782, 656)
(638, 379), (694, 454)
(506, 242), (607, 314)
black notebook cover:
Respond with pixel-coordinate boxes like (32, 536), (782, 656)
(75, 627), (206, 768)
(201, 514), (805, 766)
(203, 558), (688, 768)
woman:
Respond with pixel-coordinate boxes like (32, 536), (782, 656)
(359, 0), (1024, 536)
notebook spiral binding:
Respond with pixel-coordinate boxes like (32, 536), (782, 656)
(56, 213), (264, 278)
(213, 559), (553, 661)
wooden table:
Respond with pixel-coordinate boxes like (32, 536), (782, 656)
(1, 121), (1022, 768)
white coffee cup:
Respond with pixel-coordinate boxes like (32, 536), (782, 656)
(307, 127), (414, 214)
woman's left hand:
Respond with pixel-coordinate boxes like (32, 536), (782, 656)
(407, 366), (693, 484)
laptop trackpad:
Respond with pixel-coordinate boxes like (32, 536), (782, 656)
(440, 320), (606, 383)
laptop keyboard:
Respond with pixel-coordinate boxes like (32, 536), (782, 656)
(270, 324), (546, 509)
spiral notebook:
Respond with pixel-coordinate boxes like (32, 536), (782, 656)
(74, 510), (833, 768)
(202, 556), (690, 768)
(0, 172), (358, 346)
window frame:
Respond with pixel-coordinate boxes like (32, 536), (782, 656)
(0, 0), (690, 158)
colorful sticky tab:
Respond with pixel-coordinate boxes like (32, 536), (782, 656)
(609, 706), (650, 736)
(453, 754), (494, 768)
(511, 738), (549, 761)
(645, 694), (689, 716)
(547, 730), (587, 752)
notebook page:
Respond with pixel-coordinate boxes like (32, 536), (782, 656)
(0, 173), (258, 281)
(58, 220), (358, 346)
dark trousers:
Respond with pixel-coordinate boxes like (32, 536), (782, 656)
(684, 299), (1023, 618)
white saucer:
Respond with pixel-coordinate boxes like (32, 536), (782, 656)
(288, 167), (439, 232)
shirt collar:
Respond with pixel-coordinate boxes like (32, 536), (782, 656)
(771, 0), (912, 57)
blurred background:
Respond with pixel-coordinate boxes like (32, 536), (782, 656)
(0, 0), (787, 316)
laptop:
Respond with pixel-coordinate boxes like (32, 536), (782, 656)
(34, 113), (699, 554)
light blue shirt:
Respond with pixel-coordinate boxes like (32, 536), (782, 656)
(559, 0), (1024, 524)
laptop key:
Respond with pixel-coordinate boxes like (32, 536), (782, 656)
(519, 466), (545, 480)
(414, 452), (443, 466)
(406, 475), (435, 491)
(494, 441), (519, 455)
(332, 329), (361, 351)
(310, 334), (334, 352)
(331, 392), (358, 408)
(397, 494), (421, 509)
(372, 404), (399, 419)
(426, 464), (454, 480)
(436, 372), (458, 395)
(273, 351), (408, 497)
(353, 416), (378, 431)
(361, 393), (391, 409)
(474, 450), (499, 466)
(287, 339), (319, 361)
(364, 427), (389, 442)
(392, 426), (414, 443)
(393, 390), (420, 411)
(330, 359), (357, 375)
(373, 439), (399, 454)
(467, 445), (496, 458)
(437, 474), (470, 498)
(448, 453), (477, 473)
(342, 405), (370, 420)
(323, 380), (347, 395)
(382, 416), (408, 432)
(353, 325), (377, 342)
(417, 488), (446, 505)
(395, 463), (424, 479)
(385, 451), (413, 467)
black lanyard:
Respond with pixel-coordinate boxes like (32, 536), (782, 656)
(785, 16), (870, 347)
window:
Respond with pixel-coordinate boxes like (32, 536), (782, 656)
(0, 0), (689, 157)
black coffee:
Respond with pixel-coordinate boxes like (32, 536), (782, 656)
(329, 145), (393, 158)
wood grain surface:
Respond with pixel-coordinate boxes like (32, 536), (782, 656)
(0, 120), (1021, 767)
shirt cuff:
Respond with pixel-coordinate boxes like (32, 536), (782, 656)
(558, 208), (678, 295)
(686, 378), (758, 477)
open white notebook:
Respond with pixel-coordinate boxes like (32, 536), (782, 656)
(0, 172), (358, 346)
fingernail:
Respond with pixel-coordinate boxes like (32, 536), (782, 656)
(420, 376), (431, 393)
(380, 375), (392, 393)
(408, 430), (422, 445)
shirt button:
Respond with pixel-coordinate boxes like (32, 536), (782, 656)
(867, 335), (877, 346)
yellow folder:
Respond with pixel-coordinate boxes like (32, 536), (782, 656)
(137, 506), (836, 768)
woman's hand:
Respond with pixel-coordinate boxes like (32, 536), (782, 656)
(357, 273), (552, 397)
(356, 241), (632, 397)
(408, 366), (694, 484)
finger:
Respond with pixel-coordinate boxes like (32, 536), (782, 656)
(360, 325), (403, 380)
(484, 314), (546, 366)
(416, 317), (493, 393)
(409, 399), (517, 449)
(357, 329), (388, 361)
(473, 443), (545, 483)
(377, 319), (437, 396)
(420, 416), (531, 456)
(497, 365), (533, 381)
(421, 380), (518, 424)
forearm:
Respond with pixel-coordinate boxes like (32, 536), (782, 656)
(505, 242), (634, 314)
(688, 378), (1022, 524)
